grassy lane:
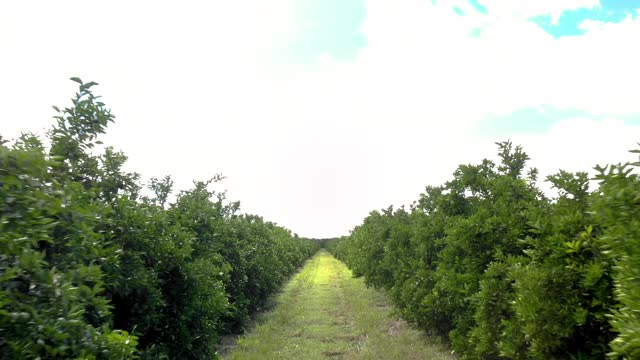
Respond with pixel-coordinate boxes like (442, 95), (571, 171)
(223, 249), (454, 360)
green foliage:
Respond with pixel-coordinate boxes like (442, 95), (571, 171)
(1, 78), (319, 359)
(328, 141), (638, 359)
(103, 196), (196, 357)
(592, 156), (640, 359)
(498, 172), (614, 359)
(0, 128), (137, 359)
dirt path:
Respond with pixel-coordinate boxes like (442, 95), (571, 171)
(222, 249), (454, 360)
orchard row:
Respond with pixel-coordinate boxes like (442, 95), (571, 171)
(327, 141), (640, 359)
(0, 79), (319, 359)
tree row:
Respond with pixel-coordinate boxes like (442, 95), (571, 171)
(0, 79), (320, 359)
(327, 141), (640, 359)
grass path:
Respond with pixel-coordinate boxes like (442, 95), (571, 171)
(222, 249), (454, 360)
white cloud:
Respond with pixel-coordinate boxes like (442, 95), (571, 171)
(0, 0), (638, 237)
(511, 117), (640, 197)
(481, 0), (600, 22)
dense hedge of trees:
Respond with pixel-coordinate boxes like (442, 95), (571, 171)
(327, 142), (640, 359)
(0, 79), (319, 359)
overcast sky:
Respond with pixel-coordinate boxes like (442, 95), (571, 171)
(2, 0), (640, 238)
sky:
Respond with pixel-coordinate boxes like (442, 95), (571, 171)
(1, 0), (640, 238)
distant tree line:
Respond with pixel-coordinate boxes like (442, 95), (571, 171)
(0, 79), (320, 359)
(326, 141), (640, 359)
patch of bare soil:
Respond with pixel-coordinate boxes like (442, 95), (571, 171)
(386, 320), (406, 336)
